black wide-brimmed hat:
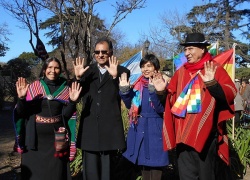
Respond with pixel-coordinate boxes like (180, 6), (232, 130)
(180, 32), (210, 46)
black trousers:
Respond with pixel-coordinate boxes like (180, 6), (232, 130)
(82, 150), (115, 180)
(176, 138), (217, 180)
(141, 166), (163, 180)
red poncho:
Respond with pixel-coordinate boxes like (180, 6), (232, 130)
(163, 53), (236, 165)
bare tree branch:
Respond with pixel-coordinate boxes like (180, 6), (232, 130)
(107, 0), (146, 36)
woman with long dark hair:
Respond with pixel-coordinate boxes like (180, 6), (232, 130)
(14, 57), (81, 180)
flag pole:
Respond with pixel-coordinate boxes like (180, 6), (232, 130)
(172, 52), (175, 74)
(232, 43), (237, 140)
(216, 40), (219, 55)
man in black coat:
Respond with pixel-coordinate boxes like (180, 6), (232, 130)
(73, 37), (130, 180)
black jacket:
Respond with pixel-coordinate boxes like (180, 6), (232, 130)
(77, 63), (130, 151)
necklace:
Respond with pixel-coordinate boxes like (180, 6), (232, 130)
(40, 79), (66, 100)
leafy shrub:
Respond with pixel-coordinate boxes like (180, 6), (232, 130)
(227, 120), (250, 177)
(70, 102), (83, 177)
(70, 149), (83, 177)
(121, 102), (129, 137)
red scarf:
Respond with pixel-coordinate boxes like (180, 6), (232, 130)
(184, 52), (212, 73)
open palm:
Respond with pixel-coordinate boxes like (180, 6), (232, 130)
(119, 73), (130, 87)
(16, 77), (29, 99)
(69, 82), (82, 101)
(73, 57), (89, 80)
(199, 61), (217, 82)
(151, 73), (168, 91)
(105, 56), (118, 78)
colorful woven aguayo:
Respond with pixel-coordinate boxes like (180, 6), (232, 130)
(13, 79), (77, 161)
(171, 74), (201, 118)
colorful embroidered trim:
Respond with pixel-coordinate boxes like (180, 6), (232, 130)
(26, 80), (69, 102)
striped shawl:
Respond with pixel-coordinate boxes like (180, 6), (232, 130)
(13, 79), (77, 161)
(163, 64), (236, 165)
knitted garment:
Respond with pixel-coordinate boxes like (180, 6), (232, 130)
(129, 76), (151, 126)
(13, 79), (77, 161)
(171, 74), (201, 117)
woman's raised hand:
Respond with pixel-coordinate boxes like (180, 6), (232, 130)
(69, 82), (82, 102)
(16, 77), (29, 99)
(150, 72), (168, 92)
(119, 72), (130, 87)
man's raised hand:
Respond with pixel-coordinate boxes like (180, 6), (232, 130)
(105, 56), (118, 79)
(73, 57), (89, 80)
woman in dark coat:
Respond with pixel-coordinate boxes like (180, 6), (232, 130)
(119, 54), (169, 180)
(14, 57), (82, 180)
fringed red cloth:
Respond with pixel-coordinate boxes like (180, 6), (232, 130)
(163, 60), (236, 165)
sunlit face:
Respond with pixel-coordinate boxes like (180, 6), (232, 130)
(141, 62), (156, 78)
(45, 60), (61, 80)
(94, 42), (111, 67)
(242, 81), (247, 88)
(184, 46), (205, 63)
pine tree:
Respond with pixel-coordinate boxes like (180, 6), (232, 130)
(179, 0), (250, 65)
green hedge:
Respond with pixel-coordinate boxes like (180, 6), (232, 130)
(227, 120), (250, 178)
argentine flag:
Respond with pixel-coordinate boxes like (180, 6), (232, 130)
(121, 51), (142, 85)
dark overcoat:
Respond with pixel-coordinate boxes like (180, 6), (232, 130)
(77, 63), (130, 151)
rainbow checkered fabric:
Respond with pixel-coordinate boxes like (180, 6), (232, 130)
(171, 75), (201, 117)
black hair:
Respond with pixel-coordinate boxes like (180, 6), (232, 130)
(242, 79), (249, 84)
(183, 44), (208, 52)
(94, 37), (113, 56)
(39, 57), (62, 78)
(139, 54), (160, 71)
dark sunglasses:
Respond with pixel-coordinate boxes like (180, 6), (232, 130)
(94, 50), (109, 55)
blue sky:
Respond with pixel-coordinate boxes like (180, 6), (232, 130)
(0, 0), (203, 63)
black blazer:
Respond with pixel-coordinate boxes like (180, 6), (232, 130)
(77, 63), (130, 151)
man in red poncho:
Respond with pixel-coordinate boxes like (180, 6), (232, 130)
(162, 32), (236, 180)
